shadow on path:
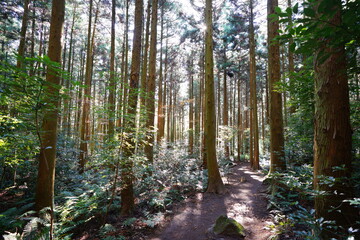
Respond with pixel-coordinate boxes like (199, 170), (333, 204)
(149, 162), (272, 240)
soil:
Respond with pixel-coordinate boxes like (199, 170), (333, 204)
(148, 162), (272, 240)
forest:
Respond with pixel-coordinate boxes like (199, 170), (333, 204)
(0, 0), (359, 239)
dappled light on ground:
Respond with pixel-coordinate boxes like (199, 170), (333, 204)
(149, 162), (272, 240)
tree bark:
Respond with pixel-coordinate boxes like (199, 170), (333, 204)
(205, 0), (225, 194)
(108, 0), (116, 138)
(79, 0), (94, 173)
(249, 0), (260, 170)
(288, 0), (296, 114)
(35, 0), (65, 211)
(144, 0), (158, 164)
(189, 71), (194, 155)
(140, 0), (151, 110)
(17, 0), (31, 69)
(268, 0), (285, 173)
(237, 78), (242, 161)
(121, 0), (143, 216)
(223, 60), (230, 159)
(313, 1), (354, 237)
(157, 2), (165, 143)
(62, 3), (77, 138)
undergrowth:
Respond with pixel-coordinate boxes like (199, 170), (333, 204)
(0, 141), (213, 239)
(265, 164), (360, 240)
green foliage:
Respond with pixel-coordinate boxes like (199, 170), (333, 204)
(266, 165), (360, 239)
(0, 204), (33, 233)
(0, 116), (38, 170)
(0, 55), (69, 189)
(54, 170), (113, 238)
(136, 144), (204, 214)
(99, 224), (125, 240)
(0, 206), (51, 239)
(276, 0), (360, 62)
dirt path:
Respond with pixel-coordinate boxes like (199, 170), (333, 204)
(149, 162), (272, 240)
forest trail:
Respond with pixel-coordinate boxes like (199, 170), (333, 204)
(149, 162), (272, 240)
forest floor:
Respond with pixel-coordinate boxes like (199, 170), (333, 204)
(148, 162), (273, 240)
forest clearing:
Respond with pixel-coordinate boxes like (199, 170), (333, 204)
(0, 0), (359, 239)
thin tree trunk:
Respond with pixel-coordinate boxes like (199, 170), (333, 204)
(79, 0), (99, 172)
(167, 73), (172, 142)
(76, 48), (85, 138)
(237, 78), (242, 161)
(140, 0), (151, 109)
(144, 0), (158, 164)
(189, 73), (194, 155)
(29, 5), (35, 76)
(223, 64), (230, 159)
(119, 0), (130, 129)
(62, 3), (77, 138)
(200, 50), (206, 168)
(157, 3), (165, 143)
(217, 71), (221, 144)
(17, 0), (31, 69)
(79, 0), (93, 173)
(288, 0), (296, 114)
(108, 0), (116, 138)
(249, 0), (260, 170)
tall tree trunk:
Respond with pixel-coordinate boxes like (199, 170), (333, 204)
(205, 0), (225, 194)
(35, 0), (65, 212)
(121, 0), (143, 216)
(17, 0), (31, 69)
(140, 0), (151, 109)
(268, 0), (285, 173)
(281, 49), (287, 126)
(265, 72), (269, 124)
(249, 0), (260, 170)
(288, 0), (296, 114)
(313, 1), (354, 237)
(167, 73), (172, 142)
(216, 71), (221, 146)
(79, 0), (94, 173)
(172, 88), (177, 143)
(223, 61), (230, 159)
(144, 0), (158, 164)
(108, 0), (116, 138)
(62, 3), (77, 138)
(237, 78), (242, 161)
(157, 2), (165, 143)
(189, 72), (194, 155)
(195, 73), (201, 153)
(76, 48), (85, 138)
(118, 0), (130, 129)
(29, 5), (35, 76)
(200, 50), (206, 168)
